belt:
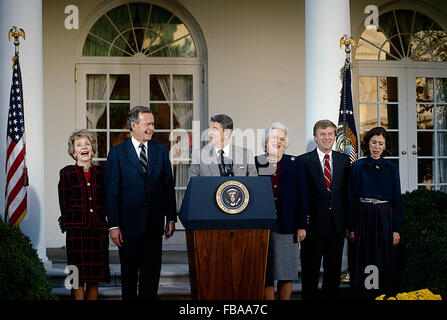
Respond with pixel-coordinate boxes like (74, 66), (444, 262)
(360, 197), (389, 204)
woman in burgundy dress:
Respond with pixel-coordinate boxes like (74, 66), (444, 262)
(58, 129), (110, 300)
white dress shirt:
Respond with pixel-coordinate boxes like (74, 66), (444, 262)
(131, 136), (148, 157)
(214, 143), (230, 162)
(316, 147), (333, 178)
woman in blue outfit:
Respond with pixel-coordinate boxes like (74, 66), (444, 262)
(348, 127), (404, 299)
(255, 122), (310, 300)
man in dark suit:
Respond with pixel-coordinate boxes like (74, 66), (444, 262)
(299, 119), (350, 300)
(105, 106), (176, 300)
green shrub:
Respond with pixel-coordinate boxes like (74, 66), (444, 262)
(398, 189), (447, 298)
(0, 221), (56, 300)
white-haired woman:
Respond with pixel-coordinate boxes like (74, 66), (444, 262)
(255, 122), (310, 300)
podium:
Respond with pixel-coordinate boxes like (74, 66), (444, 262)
(179, 176), (276, 300)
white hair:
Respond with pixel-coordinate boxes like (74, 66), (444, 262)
(264, 122), (289, 151)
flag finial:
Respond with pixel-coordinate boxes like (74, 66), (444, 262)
(339, 34), (355, 61)
(8, 26), (25, 66)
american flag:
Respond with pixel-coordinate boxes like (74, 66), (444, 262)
(5, 57), (28, 226)
(336, 59), (358, 164)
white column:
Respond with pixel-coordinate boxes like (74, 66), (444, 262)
(0, 0), (49, 266)
(305, 0), (351, 151)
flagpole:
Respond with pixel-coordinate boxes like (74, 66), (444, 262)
(8, 27), (29, 191)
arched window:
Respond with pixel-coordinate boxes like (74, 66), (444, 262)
(354, 7), (447, 193)
(83, 2), (197, 57)
(356, 9), (447, 61)
(76, 1), (207, 213)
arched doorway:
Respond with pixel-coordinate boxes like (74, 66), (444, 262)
(75, 0), (207, 213)
(354, 5), (447, 193)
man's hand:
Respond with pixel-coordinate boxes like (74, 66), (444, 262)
(392, 232), (400, 246)
(165, 221), (175, 239)
(110, 228), (123, 247)
(296, 229), (306, 242)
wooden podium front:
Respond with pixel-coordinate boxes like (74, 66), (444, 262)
(186, 229), (269, 300)
(179, 177), (277, 300)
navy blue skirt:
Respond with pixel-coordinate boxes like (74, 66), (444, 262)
(350, 202), (397, 299)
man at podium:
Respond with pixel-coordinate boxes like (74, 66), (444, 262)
(188, 114), (257, 178)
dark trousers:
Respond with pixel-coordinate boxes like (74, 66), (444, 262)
(118, 226), (163, 300)
(301, 225), (344, 300)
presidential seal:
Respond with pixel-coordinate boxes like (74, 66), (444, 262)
(216, 180), (250, 215)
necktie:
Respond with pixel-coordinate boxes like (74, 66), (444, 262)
(218, 149), (225, 176)
(324, 154), (331, 192)
(139, 143), (148, 175)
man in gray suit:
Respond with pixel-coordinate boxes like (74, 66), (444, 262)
(188, 114), (257, 178)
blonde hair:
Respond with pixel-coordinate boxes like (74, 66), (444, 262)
(67, 129), (97, 160)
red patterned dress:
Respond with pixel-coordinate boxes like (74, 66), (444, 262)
(58, 164), (110, 283)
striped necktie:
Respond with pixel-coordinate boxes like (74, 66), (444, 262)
(324, 154), (331, 192)
(139, 143), (148, 175)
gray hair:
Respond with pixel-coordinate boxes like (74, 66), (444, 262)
(264, 122), (289, 151)
(127, 106), (153, 131)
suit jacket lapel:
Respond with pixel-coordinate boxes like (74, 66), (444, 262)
(124, 139), (145, 176)
(204, 144), (220, 176)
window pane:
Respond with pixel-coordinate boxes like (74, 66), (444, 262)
(86, 103), (106, 129)
(380, 77), (398, 102)
(359, 132), (368, 157)
(83, 34), (110, 56)
(418, 159), (433, 183)
(150, 75), (170, 100)
(437, 106), (447, 129)
(416, 77), (434, 102)
(438, 133), (447, 156)
(106, 5), (131, 32)
(439, 160), (447, 183)
(360, 104), (378, 130)
(359, 77), (377, 102)
(417, 104), (434, 129)
(440, 185), (447, 193)
(170, 131), (192, 160)
(110, 75), (130, 100)
(380, 104), (399, 129)
(93, 132), (107, 158)
(417, 132), (434, 156)
(110, 33), (134, 56)
(87, 75), (107, 100)
(152, 132), (170, 150)
(169, 35), (197, 57)
(150, 103), (170, 129)
(355, 38), (380, 61)
(110, 103), (129, 129)
(173, 104), (193, 129)
(174, 164), (189, 188)
(110, 132), (129, 148)
(387, 131), (399, 156)
(436, 78), (447, 102)
(173, 75), (193, 101)
(89, 15), (118, 44)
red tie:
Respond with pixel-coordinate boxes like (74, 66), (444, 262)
(324, 154), (331, 192)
